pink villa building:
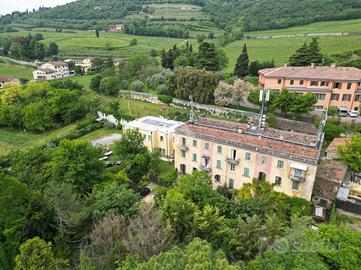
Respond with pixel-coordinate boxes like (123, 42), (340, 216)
(174, 118), (323, 200)
(259, 64), (361, 111)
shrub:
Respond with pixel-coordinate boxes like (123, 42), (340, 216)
(149, 74), (166, 89)
(156, 84), (170, 95)
(131, 80), (145, 92)
(157, 95), (173, 104)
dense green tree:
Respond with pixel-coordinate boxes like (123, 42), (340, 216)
(34, 42), (46, 60)
(172, 67), (218, 104)
(52, 140), (105, 194)
(338, 135), (361, 172)
(196, 41), (220, 71)
(233, 43), (249, 77)
(48, 42), (59, 56)
(90, 74), (103, 91)
(118, 238), (239, 270)
(289, 92), (317, 119)
(162, 189), (198, 242)
(95, 29), (100, 38)
(15, 237), (68, 270)
(91, 182), (140, 219)
(289, 38), (323, 66)
(22, 101), (53, 132)
(99, 76), (121, 96)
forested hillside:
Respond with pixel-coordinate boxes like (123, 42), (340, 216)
(2, 0), (361, 32)
(205, 0), (361, 31)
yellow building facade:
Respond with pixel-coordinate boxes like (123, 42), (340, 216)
(123, 116), (184, 159)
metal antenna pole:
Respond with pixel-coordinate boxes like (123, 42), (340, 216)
(189, 95), (195, 124)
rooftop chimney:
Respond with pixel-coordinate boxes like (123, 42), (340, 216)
(311, 63), (315, 68)
(331, 63), (337, 68)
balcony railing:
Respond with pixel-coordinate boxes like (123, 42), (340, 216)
(177, 144), (189, 151)
(226, 157), (240, 165)
(288, 174), (305, 182)
(200, 165), (212, 172)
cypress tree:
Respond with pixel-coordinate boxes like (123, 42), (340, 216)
(288, 42), (311, 66)
(308, 38), (323, 65)
(233, 43), (249, 77)
(196, 42), (220, 71)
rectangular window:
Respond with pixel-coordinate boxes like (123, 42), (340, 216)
(182, 137), (186, 146)
(292, 180), (300, 191)
(181, 150), (186, 158)
(215, 175), (221, 183)
(217, 146), (222, 154)
(290, 80), (294, 85)
(230, 164), (236, 171)
(277, 160), (284, 169)
(261, 156), (267, 164)
(333, 82), (341, 89)
(277, 79), (282, 84)
(347, 83), (352, 90)
(228, 179), (234, 189)
(299, 80), (304, 85)
(245, 152), (251, 160)
(193, 140), (197, 147)
(331, 94), (339, 101)
(275, 176), (282, 186)
(231, 149), (237, 159)
(192, 153), (197, 162)
(294, 168), (303, 176)
(310, 81), (318, 86)
(216, 160), (222, 169)
(320, 81), (329, 87)
(204, 143), (209, 150)
(160, 136), (164, 142)
(342, 94), (351, 101)
(243, 167), (250, 177)
(355, 95), (360, 101)
(314, 93), (326, 100)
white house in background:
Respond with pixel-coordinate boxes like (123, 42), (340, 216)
(65, 58), (93, 73)
(33, 61), (70, 81)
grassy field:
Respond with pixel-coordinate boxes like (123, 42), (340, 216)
(0, 30), (197, 58)
(0, 62), (33, 79)
(79, 127), (122, 141)
(225, 35), (361, 72)
(246, 19), (361, 37)
(0, 124), (76, 156)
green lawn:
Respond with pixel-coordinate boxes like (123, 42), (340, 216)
(118, 97), (187, 118)
(0, 124), (76, 156)
(225, 35), (361, 72)
(79, 127), (122, 141)
(246, 18), (361, 36)
(0, 63), (33, 79)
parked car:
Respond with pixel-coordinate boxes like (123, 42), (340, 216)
(338, 107), (348, 117)
(138, 187), (152, 197)
(347, 110), (359, 118)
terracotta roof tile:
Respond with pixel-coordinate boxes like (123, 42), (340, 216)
(259, 66), (361, 81)
(176, 118), (320, 162)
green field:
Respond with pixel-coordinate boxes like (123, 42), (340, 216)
(0, 62), (33, 79)
(246, 18), (361, 37)
(225, 35), (361, 72)
(0, 124), (76, 156)
(0, 30), (197, 58)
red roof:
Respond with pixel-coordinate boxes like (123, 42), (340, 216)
(259, 66), (361, 81)
(177, 118), (320, 162)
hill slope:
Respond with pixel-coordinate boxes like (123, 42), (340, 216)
(2, 0), (361, 32)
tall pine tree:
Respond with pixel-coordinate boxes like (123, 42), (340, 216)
(196, 42), (220, 71)
(233, 43), (249, 77)
(288, 38), (323, 66)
